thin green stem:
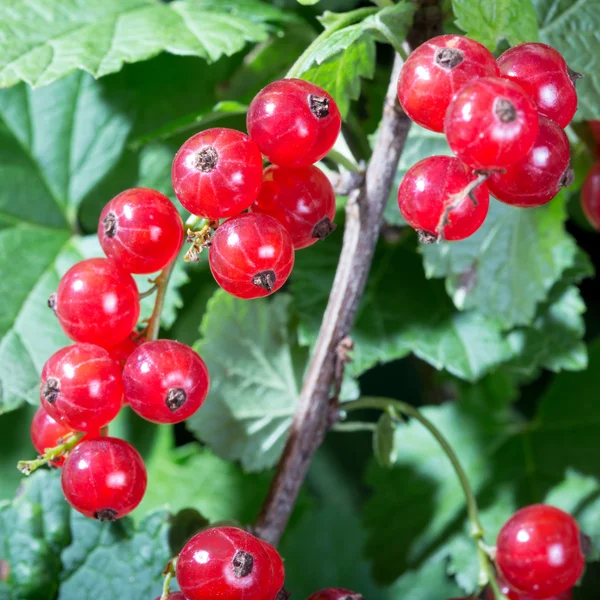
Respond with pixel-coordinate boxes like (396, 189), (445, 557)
(325, 148), (361, 173)
(18, 431), (86, 475)
(332, 421), (377, 433)
(145, 261), (176, 341)
(160, 557), (178, 600)
(286, 7), (378, 78)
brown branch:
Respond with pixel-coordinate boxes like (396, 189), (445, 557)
(254, 53), (412, 545)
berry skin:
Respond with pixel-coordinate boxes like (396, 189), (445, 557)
(209, 213), (295, 299)
(496, 504), (585, 599)
(251, 165), (336, 249)
(484, 577), (572, 600)
(176, 526), (277, 600)
(172, 128), (263, 219)
(40, 344), (123, 432)
(122, 340), (209, 424)
(397, 34), (499, 132)
(53, 258), (140, 348)
(260, 540), (285, 600)
(30, 407), (75, 467)
(397, 156), (490, 242)
(306, 589), (364, 600)
(487, 117), (572, 207)
(107, 332), (144, 370)
(582, 162), (600, 230)
(445, 77), (539, 169)
(498, 43), (580, 129)
(247, 79), (341, 168)
(61, 437), (147, 521)
(98, 188), (183, 274)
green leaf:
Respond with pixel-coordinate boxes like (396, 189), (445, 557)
(362, 3), (418, 53)
(0, 0), (290, 89)
(188, 291), (305, 471)
(421, 195), (582, 329)
(452, 0), (539, 49)
(535, 0), (600, 121)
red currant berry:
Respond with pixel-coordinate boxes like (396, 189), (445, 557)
(397, 156), (489, 242)
(259, 539), (285, 599)
(484, 576), (572, 600)
(247, 79), (341, 168)
(176, 526), (276, 600)
(107, 332), (144, 370)
(306, 589), (364, 600)
(251, 165), (336, 249)
(445, 77), (539, 169)
(30, 407), (74, 467)
(496, 504), (585, 599)
(209, 213), (295, 299)
(53, 258), (140, 348)
(487, 117), (572, 207)
(397, 35), (499, 133)
(61, 437), (146, 521)
(122, 340), (209, 424)
(498, 43), (581, 129)
(40, 344), (123, 432)
(582, 162), (600, 230)
(172, 128), (263, 219)
(98, 188), (183, 274)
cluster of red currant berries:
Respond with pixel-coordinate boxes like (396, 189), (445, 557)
(452, 504), (586, 599)
(172, 78), (341, 299)
(397, 36), (580, 242)
(582, 121), (600, 231)
(30, 187), (210, 521)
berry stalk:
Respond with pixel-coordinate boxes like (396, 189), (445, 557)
(160, 557), (177, 600)
(18, 431), (86, 475)
(145, 261), (177, 341)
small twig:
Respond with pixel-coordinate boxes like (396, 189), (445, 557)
(18, 432), (86, 475)
(139, 284), (159, 299)
(145, 261), (177, 342)
(332, 336), (354, 405)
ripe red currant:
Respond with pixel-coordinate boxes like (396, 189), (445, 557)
(107, 332), (144, 370)
(445, 77), (539, 169)
(260, 539), (285, 599)
(498, 43), (581, 129)
(209, 213), (295, 299)
(487, 116), (572, 207)
(496, 504), (585, 599)
(247, 79), (341, 168)
(397, 156), (489, 241)
(30, 407), (75, 467)
(172, 128), (263, 219)
(176, 526), (278, 600)
(397, 34), (499, 132)
(306, 589), (364, 600)
(251, 165), (336, 249)
(61, 437), (147, 521)
(98, 188), (183, 274)
(484, 576), (572, 600)
(40, 344), (123, 432)
(53, 258), (140, 348)
(122, 340), (209, 424)
(582, 162), (600, 230)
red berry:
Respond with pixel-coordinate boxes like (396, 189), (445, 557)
(172, 128), (263, 219)
(176, 526), (277, 600)
(98, 188), (183, 274)
(40, 344), (123, 432)
(30, 407), (75, 467)
(397, 156), (489, 241)
(53, 258), (140, 348)
(209, 213), (295, 299)
(397, 34), (499, 133)
(582, 162), (600, 230)
(485, 576), (572, 600)
(247, 79), (341, 168)
(487, 117), (572, 207)
(496, 504), (585, 598)
(259, 540), (285, 600)
(445, 77), (539, 169)
(61, 437), (147, 521)
(251, 165), (336, 249)
(498, 43), (580, 129)
(306, 589), (364, 600)
(107, 332), (144, 370)
(122, 340), (209, 424)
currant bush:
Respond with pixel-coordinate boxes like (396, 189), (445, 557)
(251, 164), (336, 249)
(53, 258), (140, 348)
(582, 162), (600, 230)
(397, 155), (489, 241)
(495, 505), (585, 598)
(30, 407), (76, 467)
(247, 79), (341, 167)
(172, 127), (263, 219)
(61, 437), (147, 521)
(98, 187), (184, 274)
(122, 340), (210, 424)
(397, 34), (499, 132)
(209, 212), (295, 299)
